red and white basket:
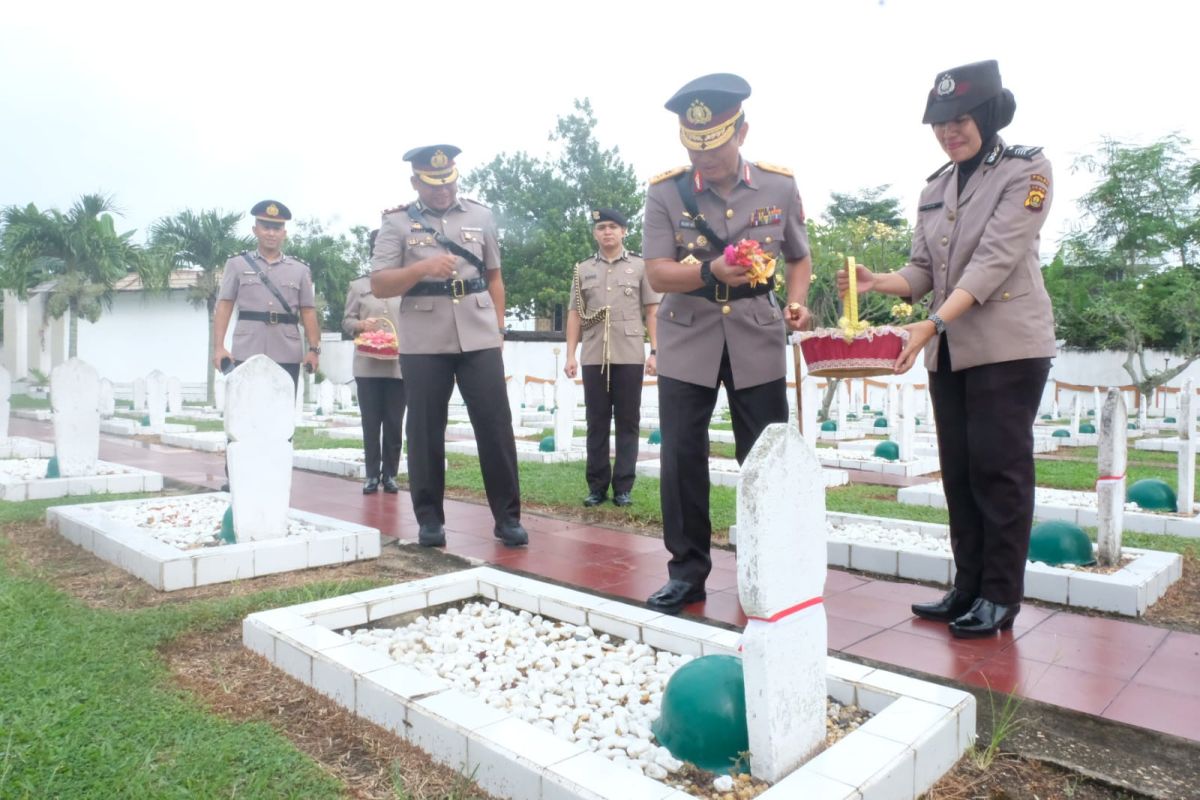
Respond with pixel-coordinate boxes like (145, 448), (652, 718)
(797, 326), (909, 378)
(354, 318), (400, 360)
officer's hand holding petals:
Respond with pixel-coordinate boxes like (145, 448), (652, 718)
(785, 302), (811, 332)
(710, 255), (751, 287)
(423, 254), (458, 280)
(895, 320), (935, 374)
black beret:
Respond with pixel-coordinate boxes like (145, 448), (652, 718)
(251, 200), (291, 223)
(922, 60), (1005, 125)
(590, 208), (627, 228)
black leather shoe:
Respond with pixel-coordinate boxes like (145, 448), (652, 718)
(612, 492), (633, 507)
(911, 587), (977, 622)
(493, 521), (529, 547)
(646, 579), (706, 615)
(362, 477), (380, 495)
(583, 490), (607, 507)
(418, 523), (446, 547)
(949, 598), (1020, 638)
(382, 476), (400, 493)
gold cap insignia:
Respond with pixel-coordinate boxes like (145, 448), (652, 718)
(592, 210), (601, 220)
(430, 150), (449, 168)
(686, 100), (713, 126)
(266, 203), (279, 217)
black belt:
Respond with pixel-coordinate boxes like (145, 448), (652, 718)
(405, 277), (487, 297)
(685, 279), (775, 303)
(239, 310), (299, 324)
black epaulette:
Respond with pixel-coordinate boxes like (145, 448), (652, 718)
(1003, 145), (1043, 160)
(627, 251), (642, 258)
(382, 204), (408, 215)
(650, 166), (688, 185)
(926, 161), (954, 182)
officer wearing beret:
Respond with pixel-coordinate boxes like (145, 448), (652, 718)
(839, 60), (1055, 637)
(564, 208), (662, 508)
(642, 74), (813, 614)
(212, 200), (321, 386)
(371, 145), (527, 549)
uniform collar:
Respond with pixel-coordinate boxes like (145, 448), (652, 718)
(415, 198), (465, 215)
(691, 159), (756, 195)
(254, 249), (287, 265)
(595, 248), (629, 264)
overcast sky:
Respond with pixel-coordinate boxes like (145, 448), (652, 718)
(3, 0), (1196, 264)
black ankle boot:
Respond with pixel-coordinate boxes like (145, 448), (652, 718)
(949, 598), (1020, 638)
(912, 587), (977, 622)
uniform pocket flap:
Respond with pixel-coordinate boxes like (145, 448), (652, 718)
(475, 293), (494, 309)
(403, 297), (435, 312)
(659, 306), (694, 326)
(624, 322), (643, 336)
(754, 307), (783, 325)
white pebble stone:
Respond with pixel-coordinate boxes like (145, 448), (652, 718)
(712, 775), (735, 792)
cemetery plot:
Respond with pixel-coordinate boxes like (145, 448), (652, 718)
(292, 448), (411, 478)
(243, 567), (974, 800)
(637, 457), (850, 489)
(49, 493), (380, 591)
(0, 436), (56, 459)
(159, 430), (228, 452)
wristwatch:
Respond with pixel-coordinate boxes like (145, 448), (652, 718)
(649, 349), (657, 355)
(308, 344), (322, 355)
(928, 314), (946, 335)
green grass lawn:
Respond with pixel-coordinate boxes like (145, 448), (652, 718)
(0, 497), (384, 799)
(9, 395), (49, 410)
(1035, 457), (1199, 496)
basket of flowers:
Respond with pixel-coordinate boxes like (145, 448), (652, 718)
(797, 257), (909, 378)
(354, 317), (400, 359)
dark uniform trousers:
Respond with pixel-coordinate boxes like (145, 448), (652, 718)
(401, 348), (520, 528)
(356, 377), (406, 480)
(929, 338), (1051, 606)
(582, 363), (644, 495)
(658, 346), (787, 586)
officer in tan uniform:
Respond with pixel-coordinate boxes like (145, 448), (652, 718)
(564, 208), (661, 508)
(343, 239), (405, 494)
(642, 74), (814, 614)
(371, 145), (526, 549)
(839, 60), (1055, 637)
(212, 200), (321, 387)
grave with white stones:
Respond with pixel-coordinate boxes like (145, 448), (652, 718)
(98, 377), (115, 418)
(0, 366), (54, 459)
(448, 373), (587, 463)
(49, 355), (380, 590)
(242, 423), (976, 798)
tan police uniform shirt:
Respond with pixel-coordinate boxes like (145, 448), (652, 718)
(897, 139), (1057, 372)
(571, 250), (661, 366)
(217, 251), (315, 364)
(370, 198), (502, 355)
(643, 160), (809, 389)
(342, 275), (403, 379)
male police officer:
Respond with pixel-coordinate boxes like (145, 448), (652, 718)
(370, 145), (526, 549)
(564, 208), (661, 508)
(212, 200), (321, 386)
(642, 74), (813, 614)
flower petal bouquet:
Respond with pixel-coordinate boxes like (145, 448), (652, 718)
(354, 319), (400, 359)
(723, 239), (777, 288)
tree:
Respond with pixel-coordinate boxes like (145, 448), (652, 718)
(463, 99), (644, 321)
(148, 209), (251, 404)
(823, 185), (906, 228)
(283, 220), (362, 333)
(0, 194), (144, 358)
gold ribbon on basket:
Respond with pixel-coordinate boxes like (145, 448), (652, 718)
(354, 316), (400, 359)
(838, 256), (871, 344)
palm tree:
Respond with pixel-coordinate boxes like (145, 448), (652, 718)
(0, 193), (144, 358)
(148, 209), (251, 405)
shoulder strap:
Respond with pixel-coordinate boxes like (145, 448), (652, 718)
(241, 252), (294, 315)
(673, 171), (728, 252)
(407, 205), (489, 273)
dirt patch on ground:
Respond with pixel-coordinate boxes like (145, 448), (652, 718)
(925, 753), (1143, 799)
(1143, 554), (1200, 633)
(0, 519), (471, 611)
(164, 622), (499, 800)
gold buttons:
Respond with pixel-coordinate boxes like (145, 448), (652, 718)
(940, 263), (947, 271)
(687, 242), (695, 250)
(764, 236), (773, 244)
(948, 211), (956, 221)
(940, 236), (949, 246)
(452, 298), (460, 304)
(726, 209), (734, 219)
(669, 311), (675, 318)
(1002, 291), (1011, 300)
(722, 305), (731, 315)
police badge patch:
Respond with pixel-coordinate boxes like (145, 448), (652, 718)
(1024, 185), (1047, 212)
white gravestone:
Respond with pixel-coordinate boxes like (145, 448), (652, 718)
(800, 379), (818, 440)
(1093, 387), (1102, 416)
(145, 370), (168, 431)
(133, 376), (146, 411)
(1178, 380), (1196, 515)
(335, 383), (353, 410)
(554, 374), (576, 452)
(0, 366), (10, 439)
(923, 385), (934, 425)
(51, 359), (101, 477)
(1071, 395), (1081, 436)
(98, 378), (115, 419)
(1096, 389), (1128, 567)
(294, 374), (304, 424)
(1137, 394), (1147, 429)
(836, 380), (849, 430)
(226, 356), (294, 541)
(886, 382), (899, 431)
(1052, 398), (1060, 419)
(736, 423), (827, 782)
(507, 372), (526, 434)
(214, 373), (227, 413)
(899, 383), (916, 461)
(167, 376), (183, 414)
(318, 381), (335, 415)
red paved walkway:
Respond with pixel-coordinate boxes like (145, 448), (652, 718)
(14, 418), (1200, 744)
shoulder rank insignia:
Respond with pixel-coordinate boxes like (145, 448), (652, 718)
(926, 161), (954, 182)
(650, 166), (688, 185)
(754, 161), (794, 177)
(1003, 145), (1044, 160)
(382, 204), (408, 215)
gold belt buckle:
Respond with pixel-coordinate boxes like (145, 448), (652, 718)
(267, 310), (280, 324)
(714, 282), (730, 303)
(451, 279), (466, 298)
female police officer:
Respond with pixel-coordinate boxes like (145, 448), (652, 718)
(839, 61), (1055, 637)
